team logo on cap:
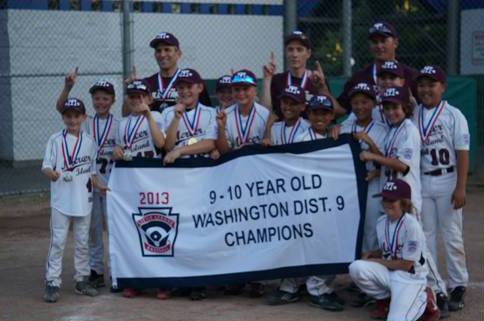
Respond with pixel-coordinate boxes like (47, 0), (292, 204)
(315, 96), (330, 104)
(384, 88), (400, 97)
(155, 32), (170, 39)
(128, 80), (147, 90)
(382, 61), (398, 69)
(219, 76), (231, 84)
(285, 85), (301, 95)
(132, 207), (179, 257)
(179, 69), (193, 78)
(420, 66), (436, 74)
(354, 82), (371, 91)
(92, 80), (112, 88)
(373, 23), (384, 30)
(65, 98), (82, 107)
(383, 181), (398, 192)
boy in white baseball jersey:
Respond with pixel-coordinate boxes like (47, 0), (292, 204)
(216, 69), (269, 154)
(162, 68), (217, 165)
(262, 85), (309, 146)
(112, 80), (165, 162)
(349, 179), (440, 321)
(56, 72), (119, 289)
(341, 83), (388, 252)
(294, 95), (335, 142)
(414, 65), (470, 312)
(42, 98), (109, 303)
(359, 87), (448, 315)
(267, 94), (344, 311)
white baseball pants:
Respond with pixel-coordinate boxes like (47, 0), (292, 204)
(280, 275), (335, 296)
(45, 208), (91, 287)
(89, 192), (106, 274)
(421, 172), (469, 289)
(362, 178), (382, 253)
(349, 260), (427, 321)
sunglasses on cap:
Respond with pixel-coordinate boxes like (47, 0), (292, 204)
(231, 73), (256, 86)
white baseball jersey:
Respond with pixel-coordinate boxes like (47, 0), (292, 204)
(294, 127), (328, 142)
(342, 105), (391, 128)
(82, 114), (119, 186)
(341, 119), (388, 172)
(376, 213), (428, 281)
(116, 112), (164, 159)
(270, 118), (310, 145)
(412, 101), (470, 173)
(161, 103), (217, 152)
(224, 102), (269, 148)
(382, 119), (422, 212)
(42, 130), (97, 217)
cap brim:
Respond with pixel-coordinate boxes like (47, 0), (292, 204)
(149, 39), (178, 48)
(368, 31), (394, 39)
(372, 192), (400, 201)
(126, 89), (149, 95)
(284, 37), (311, 49)
(349, 90), (375, 100)
(61, 107), (85, 114)
(89, 86), (115, 95)
(309, 106), (333, 112)
(231, 81), (256, 87)
(279, 93), (305, 104)
(381, 98), (404, 105)
(416, 74), (444, 83)
(378, 70), (404, 78)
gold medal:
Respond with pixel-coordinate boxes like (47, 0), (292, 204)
(123, 151), (133, 161)
(187, 137), (198, 145)
(63, 172), (73, 182)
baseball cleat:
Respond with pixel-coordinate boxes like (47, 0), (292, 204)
(448, 286), (465, 312)
(43, 282), (60, 303)
(75, 281), (98, 297)
(267, 289), (301, 305)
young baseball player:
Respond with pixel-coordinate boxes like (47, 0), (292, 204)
(267, 94), (344, 311)
(294, 95), (335, 142)
(341, 82), (388, 252)
(262, 85), (309, 146)
(112, 79), (165, 162)
(349, 179), (440, 321)
(215, 75), (234, 112)
(42, 98), (109, 303)
(216, 69), (270, 155)
(162, 68), (217, 165)
(414, 65), (470, 312)
(359, 86), (449, 315)
(55, 69), (119, 289)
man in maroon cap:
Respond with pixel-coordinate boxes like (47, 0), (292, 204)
(122, 32), (211, 116)
(338, 21), (418, 114)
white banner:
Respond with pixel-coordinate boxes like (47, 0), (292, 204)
(107, 135), (367, 288)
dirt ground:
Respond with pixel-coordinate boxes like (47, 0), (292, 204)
(0, 192), (482, 321)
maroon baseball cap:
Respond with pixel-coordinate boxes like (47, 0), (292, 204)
(378, 61), (404, 78)
(307, 95), (333, 112)
(174, 68), (203, 86)
(368, 21), (397, 39)
(349, 82), (376, 100)
(149, 32), (179, 48)
(381, 86), (408, 105)
(89, 80), (115, 96)
(279, 85), (305, 104)
(416, 65), (447, 83)
(60, 98), (86, 114)
(284, 30), (311, 49)
(126, 79), (151, 95)
(215, 75), (232, 91)
(374, 179), (411, 201)
(231, 69), (257, 87)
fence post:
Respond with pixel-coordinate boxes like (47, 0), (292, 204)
(284, 0), (297, 69)
(342, 0), (352, 77)
(446, 0), (459, 75)
(122, 0), (133, 83)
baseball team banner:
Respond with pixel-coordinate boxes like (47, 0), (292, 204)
(107, 135), (367, 289)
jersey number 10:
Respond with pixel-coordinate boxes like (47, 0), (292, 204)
(430, 148), (450, 166)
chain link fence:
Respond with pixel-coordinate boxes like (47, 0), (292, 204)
(0, 0), (483, 195)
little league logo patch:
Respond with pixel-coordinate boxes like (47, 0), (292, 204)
(132, 207), (179, 257)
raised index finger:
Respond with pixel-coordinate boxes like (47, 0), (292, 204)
(315, 60), (324, 74)
(270, 51), (275, 64)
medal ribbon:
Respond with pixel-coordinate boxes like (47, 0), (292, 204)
(61, 130), (82, 171)
(182, 103), (202, 137)
(384, 214), (405, 259)
(418, 101), (445, 144)
(157, 68), (181, 99)
(124, 115), (145, 149)
(234, 105), (256, 144)
(352, 119), (375, 134)
(281, 118), (302, 144)
(385, 121), (405, 156)
(93, 114), (113, 155)
(308, 128), (317, 141)
(287, 70), (309, 89)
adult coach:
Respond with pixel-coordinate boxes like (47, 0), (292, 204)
(122, 32), (211, 116)
(261, 31), (346, 118)
(338, 21), (418, 113)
